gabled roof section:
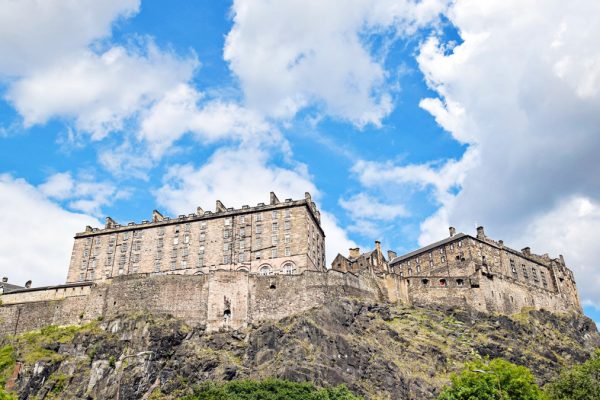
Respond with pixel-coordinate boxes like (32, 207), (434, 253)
(390, 233), (467, 264)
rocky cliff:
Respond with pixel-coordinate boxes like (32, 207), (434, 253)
(1, 299), (598, 399)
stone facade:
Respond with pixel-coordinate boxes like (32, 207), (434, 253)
(388, 226), (582, 315)
(66, 192), (326, 283)
(0, 193), (584, 338)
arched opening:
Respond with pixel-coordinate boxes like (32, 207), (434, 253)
(439, 279), (447, 287)
(282, 262), (296, 275)
(259, 265), (272, 276)
(223, 309), (231, 318)
(269, 284), (276, 289)
(421, 278), (429, 286)
(456, 279), (464, 287)
(237, 267), (249, 273)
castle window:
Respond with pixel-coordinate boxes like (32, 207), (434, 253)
(522, 265), (529, 279)
(107, 245), (114, 254)
(240, 227), (246, 237)
(181, 260), (187, 269)
(173, 237), (179, 245)
(458, 241), (462, 247)
(272, 210), (279, 219)
(256, 224), (262, 234)
(541, 271), (548, 288)
(283, 262), (296, 274)
(224, 242), (231, 251)
(171, 248), (177, 258)
(429, 260), (433, 267)
(285, 247), (291, 256)
(239, 215), (246, 224)
(170, 260), (176, 270)
(440, 248), (444, 254)
(174, 225), (180, 234)
(256, 238), (262, 248)
(284, 220), (291, 230)
(224, 217), (232, 226)
(184, 234), (190, 244)
(271, 248), (278, 258)
(285, 234), (291, 244)
(285, 209), (291, 218)
(135, 241), (142, 251)
(421, 279), (429, 286)
(79, 273), (84, 282)
(239, 252), (245, 262)
(121, 243), (127, 253)
(184, 223), (191, 232)
(199, 232), (206, 242)
(157, 237), (164, 247)
(95, 237), (101, 245)
(439, 279), (447, 286)
(259, 265), (272, 275)
(155, 250), (162, 259)
(272, 221), (279, 231)
(441, 255), (446, 263)
(196, 257), (204, 268)
(416, 265), (421, 273)
(91, 259), (97, 269)
(198, 245), (205, 254)
(83, 249), (89, 257)
(119, 255), (126, 265)
(240, 239), (245, 250)
(456, 279), (464, 286)
(183, 247), (189, 256)
(158, 226), (165, 236)
(81, 260), (87, 269)
(271, 235), (278, 245)
(255, 251), (262, 260)
(93, 247), (99, 256)
(200, 221), (207, 229)
(256, 212), (263, 222)
(223, 229), (231, 239)
(118, 268), (124, 275)
(450, 244), (454, 251)
(408, 268), (412, 276)
(86, 237), (92, 245)
(154, 260), (161, 272)
(223, 255), (230, 264)
(132, 254), (140, 263)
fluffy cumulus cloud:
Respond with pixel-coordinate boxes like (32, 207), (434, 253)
(354, 0), (600, 305)
(0, 0), (140, 76)
(39, 172), (129, 216)
(0, 0), (198, 142)
(224, 0), (449, 126)
(7, 44), (198, 139)
(154, 146), (355, 263)
(0, 174), (100, 286)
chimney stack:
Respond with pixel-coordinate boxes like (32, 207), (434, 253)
(349, 247), (360, 259)
(498, 240), (504, 247)
(559, 254), (565, 266)
(25, 280), (32, 288)
(522, 247), (531, 256)
(105, 217), (117, 229)
(270, 192), (280, 205)
(375, 240), (382, 253)
(476, 226), (485, 239)
(387, 250), (397, 261)
(2, 277), (7, 283)
(152, 210), (165, 222)
(449, 227), (456, 237)
(216, 200), (226, 213)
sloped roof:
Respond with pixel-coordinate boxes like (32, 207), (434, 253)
(0, 282), (24, 293)
(390, 233), (467, 265)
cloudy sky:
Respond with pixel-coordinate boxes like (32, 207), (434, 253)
(1, 0), (599, 321)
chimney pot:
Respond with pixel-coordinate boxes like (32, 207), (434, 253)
(375, 241), (381, 252)
(349, 247), (360, 259)
(2, 277), (7, 283)
(522, 247), (531, 256)
(25, 280), (32, 288)
(387, 250), (397, 261)
(449, 227), (456, 237)
(476, 226), (485, 239)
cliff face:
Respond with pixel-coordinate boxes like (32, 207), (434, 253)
(2, 299), (598, 400)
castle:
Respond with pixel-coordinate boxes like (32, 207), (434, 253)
(0, 192), (582, 337)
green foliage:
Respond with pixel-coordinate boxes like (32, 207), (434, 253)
(108, 355), (116, 368)
(0, 387), (17, 400)
(437, 358), (545, 400)
(0, 345), (15, 387)
(182, 379), (362, 400)
(545, 350), (600, 400)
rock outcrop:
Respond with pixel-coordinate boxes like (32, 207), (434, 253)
(2, 299), (598, 399)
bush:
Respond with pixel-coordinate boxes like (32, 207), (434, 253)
(545, 350), (600, 400)
(438, 358), (545, 400)
(182, 379), (362, 400)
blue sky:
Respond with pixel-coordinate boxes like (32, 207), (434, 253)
(1, 0), (599, 323)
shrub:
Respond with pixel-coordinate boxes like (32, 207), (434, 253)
(438, 358), (545, 400)
(182, 378), (362, 400)
(545, 350), (600, 400)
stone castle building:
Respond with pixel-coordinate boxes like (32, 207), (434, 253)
(0, 192), (583, 337)
(67, 192), (325, 283)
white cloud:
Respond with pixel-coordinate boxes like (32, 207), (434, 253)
(39, 172), (129, 216)
(224, 0), (449, 126)
(138, 84), (282, 159)
(0, 174), (100, 287)
(353, 0), (600, 306)
(154, 145), (355, 264)
(0, 0), (140, 76)
(340, 193), (409, 221)
(6, 44), (198, 139)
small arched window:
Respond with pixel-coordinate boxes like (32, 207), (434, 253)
(421, 278), (429, 286)
(237, 267), (249, 273)
(259, 265), (272, 276)
(456, 279), (464, 287)
(439, 279), (447, 287)
(282, 262), (296, 275)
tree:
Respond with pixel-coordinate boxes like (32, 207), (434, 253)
(545, 350), (600, 400)
(438, 358), (545, 400)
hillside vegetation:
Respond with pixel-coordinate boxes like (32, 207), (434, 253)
(0, 299), (598, 399)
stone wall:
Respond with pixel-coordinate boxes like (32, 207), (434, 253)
(0, 270), (384, 337)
